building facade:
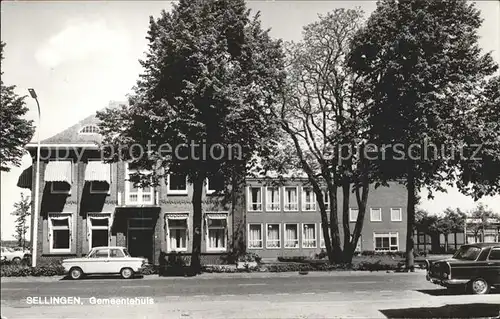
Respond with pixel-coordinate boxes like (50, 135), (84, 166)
(21, 110), (408, 266)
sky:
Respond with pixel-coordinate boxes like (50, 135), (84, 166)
(1, 1), (499, 240)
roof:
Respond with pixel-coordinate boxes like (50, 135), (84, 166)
(463, 243), (500, 248)
(26, 100), (126, 148)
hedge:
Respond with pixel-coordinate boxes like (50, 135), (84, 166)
(1, 263), (65, 277)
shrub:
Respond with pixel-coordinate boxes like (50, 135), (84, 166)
(277, 256), (308, 262)
(352, 260), (400, 271)
(0, 262), (64, 277)
(202, 265), (238, 273)
(238, 252), (261, 263)
(141, 264), (159, 275)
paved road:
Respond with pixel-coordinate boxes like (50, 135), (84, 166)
(1, 271), (499, 318)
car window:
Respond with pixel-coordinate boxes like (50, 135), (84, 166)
(453, 246), (482, 260)
(90, 249), (109, 258)
(488, 248), (500, 261)
(122, 248), (131, 257)
(110, 249), (125, 258)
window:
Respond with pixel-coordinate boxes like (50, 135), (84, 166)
(374, 232), (398, 251)
(284, 224), (299, 248)
(110, 248), (125, 258)
(248, 224), (263, 249)
(266, 224), (281, 248)
(319, 223), (331, 249)
(87, 214), (110, 249)
(167, 173), (188, 195)
(266, 187), (280, 211)
(90, 248), (109, 258)
(207, 215), (227, 251)
(206, 175), (224, 195)
(125, 163), (154, 204)
(488, 248), (500, 261)
(350, 208), (359, 222)
(49, 214), (72, 253)
(166, 215), (188, 252)
(90, 181), (110, 194)
(51, 182), (71, 194)
(79, 125), (100, 134)
(302, 223), (317, 248)
(323, 190), (330, 211)
(370, 208), (382, 222)
(248, 187), (263, 211)
(284, 187), (298, 211)
(391, 208), (402, 222)
(302, 187), (316, 211)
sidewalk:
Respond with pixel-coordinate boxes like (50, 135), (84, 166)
(0, 269), (426, 283)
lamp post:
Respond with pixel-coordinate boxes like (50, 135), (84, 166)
(28, 88), (41, 268)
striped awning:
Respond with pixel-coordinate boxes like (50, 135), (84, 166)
(45, 161), (72, 183)
(85, 161), (110, 183)
(206, 212), (228, 220)
(165, 212), (189, 220)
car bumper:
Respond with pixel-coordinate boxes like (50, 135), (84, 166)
(426, 273), (469, 287)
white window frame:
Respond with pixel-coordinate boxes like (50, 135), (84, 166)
(88, 160), (111, 194)
(302, 223), (317, 249)
(48, 213), (73, 253)
(390, 208), (402, 222)
(373, 232), (399, 251)
(284, 186), (299, 212)
(248, 186), (263, 212)
(301, 187), (316, 211)
(247, 223), (263, 249)
(79, 125), (100, 134)
(205, 176), (224, 195)
(265, 186), (281, 211)
(87, 213), (111, 250)
(165, 213), (189, 252)
(266, 223), (281, 249)
(125, 163), (154, 205)
(323, 190), (330, 211)
(319, 223), (331, 249)
(206, 214), (228, 252)
(370, 208), (382, 222)
(284, 223), (299, 249)
(349, 208), (359, 222)
(166, 173), (188, 195)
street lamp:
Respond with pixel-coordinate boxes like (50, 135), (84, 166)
(28, 88), (41, 268)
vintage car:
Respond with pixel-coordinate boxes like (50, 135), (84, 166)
(426, 243), (500, 294)
(62, 246), (147, 280)
(1, 246), (30, 263)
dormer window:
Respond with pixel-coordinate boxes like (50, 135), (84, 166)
(79, 125), (100, 134)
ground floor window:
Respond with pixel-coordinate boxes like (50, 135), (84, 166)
(319, 223), (331, 249)
(266, 224), (281, 248)
(302, 223), (317, 248)
(206, 214), (227, 251)
(166, 215), (188, 252)
(248, 224), (263, 249)
(285, 224), (299, 248)
(87, 214), (110, 249)
(351, 234), (362, 252)
(374, 232), (398, 251)
(48, 214), (72, 253)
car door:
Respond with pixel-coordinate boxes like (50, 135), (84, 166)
(109, 248), (127, 273)
(486, 247), (500, 286)
(86, 248), (110, 273)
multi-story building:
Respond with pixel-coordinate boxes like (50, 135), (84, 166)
(19, 108), (407, 266)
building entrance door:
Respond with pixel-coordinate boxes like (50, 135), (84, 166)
(127, 218), (154, 263)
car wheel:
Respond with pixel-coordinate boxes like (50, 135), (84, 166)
(12, 257), (21, 264)
(120, 267), (134, 279)
(69, 267), (84, 280)
(470, 278), (490, 295)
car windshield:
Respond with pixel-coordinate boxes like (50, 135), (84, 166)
(453, 246), (482, 260)
(4, 247), (14, 252)
(122, 248), (131, 257)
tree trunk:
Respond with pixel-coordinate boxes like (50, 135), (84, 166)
(230, 164), (246, 256)
(454, 232), (457, 250)
(405, 167), (416, 271)
(444, 235), (449, 253)
(341, 180), (351, 261)
(328, 185), (343, 263)
(347, 174), (369, 264)
(190, 174), (204, 275)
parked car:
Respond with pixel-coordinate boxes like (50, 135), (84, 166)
(426, 243), (500, 294)
(62, 246), (147, 280)
(0, 246), (30, 263)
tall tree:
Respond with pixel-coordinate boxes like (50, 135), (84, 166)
(467, 204), (498, 243)
(97, 0), (284, 273)
(348, 0), (498, 269)
(11, 193), (31, 250)
(271, 8), (369, 263)
(0, 42), (35, 171)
